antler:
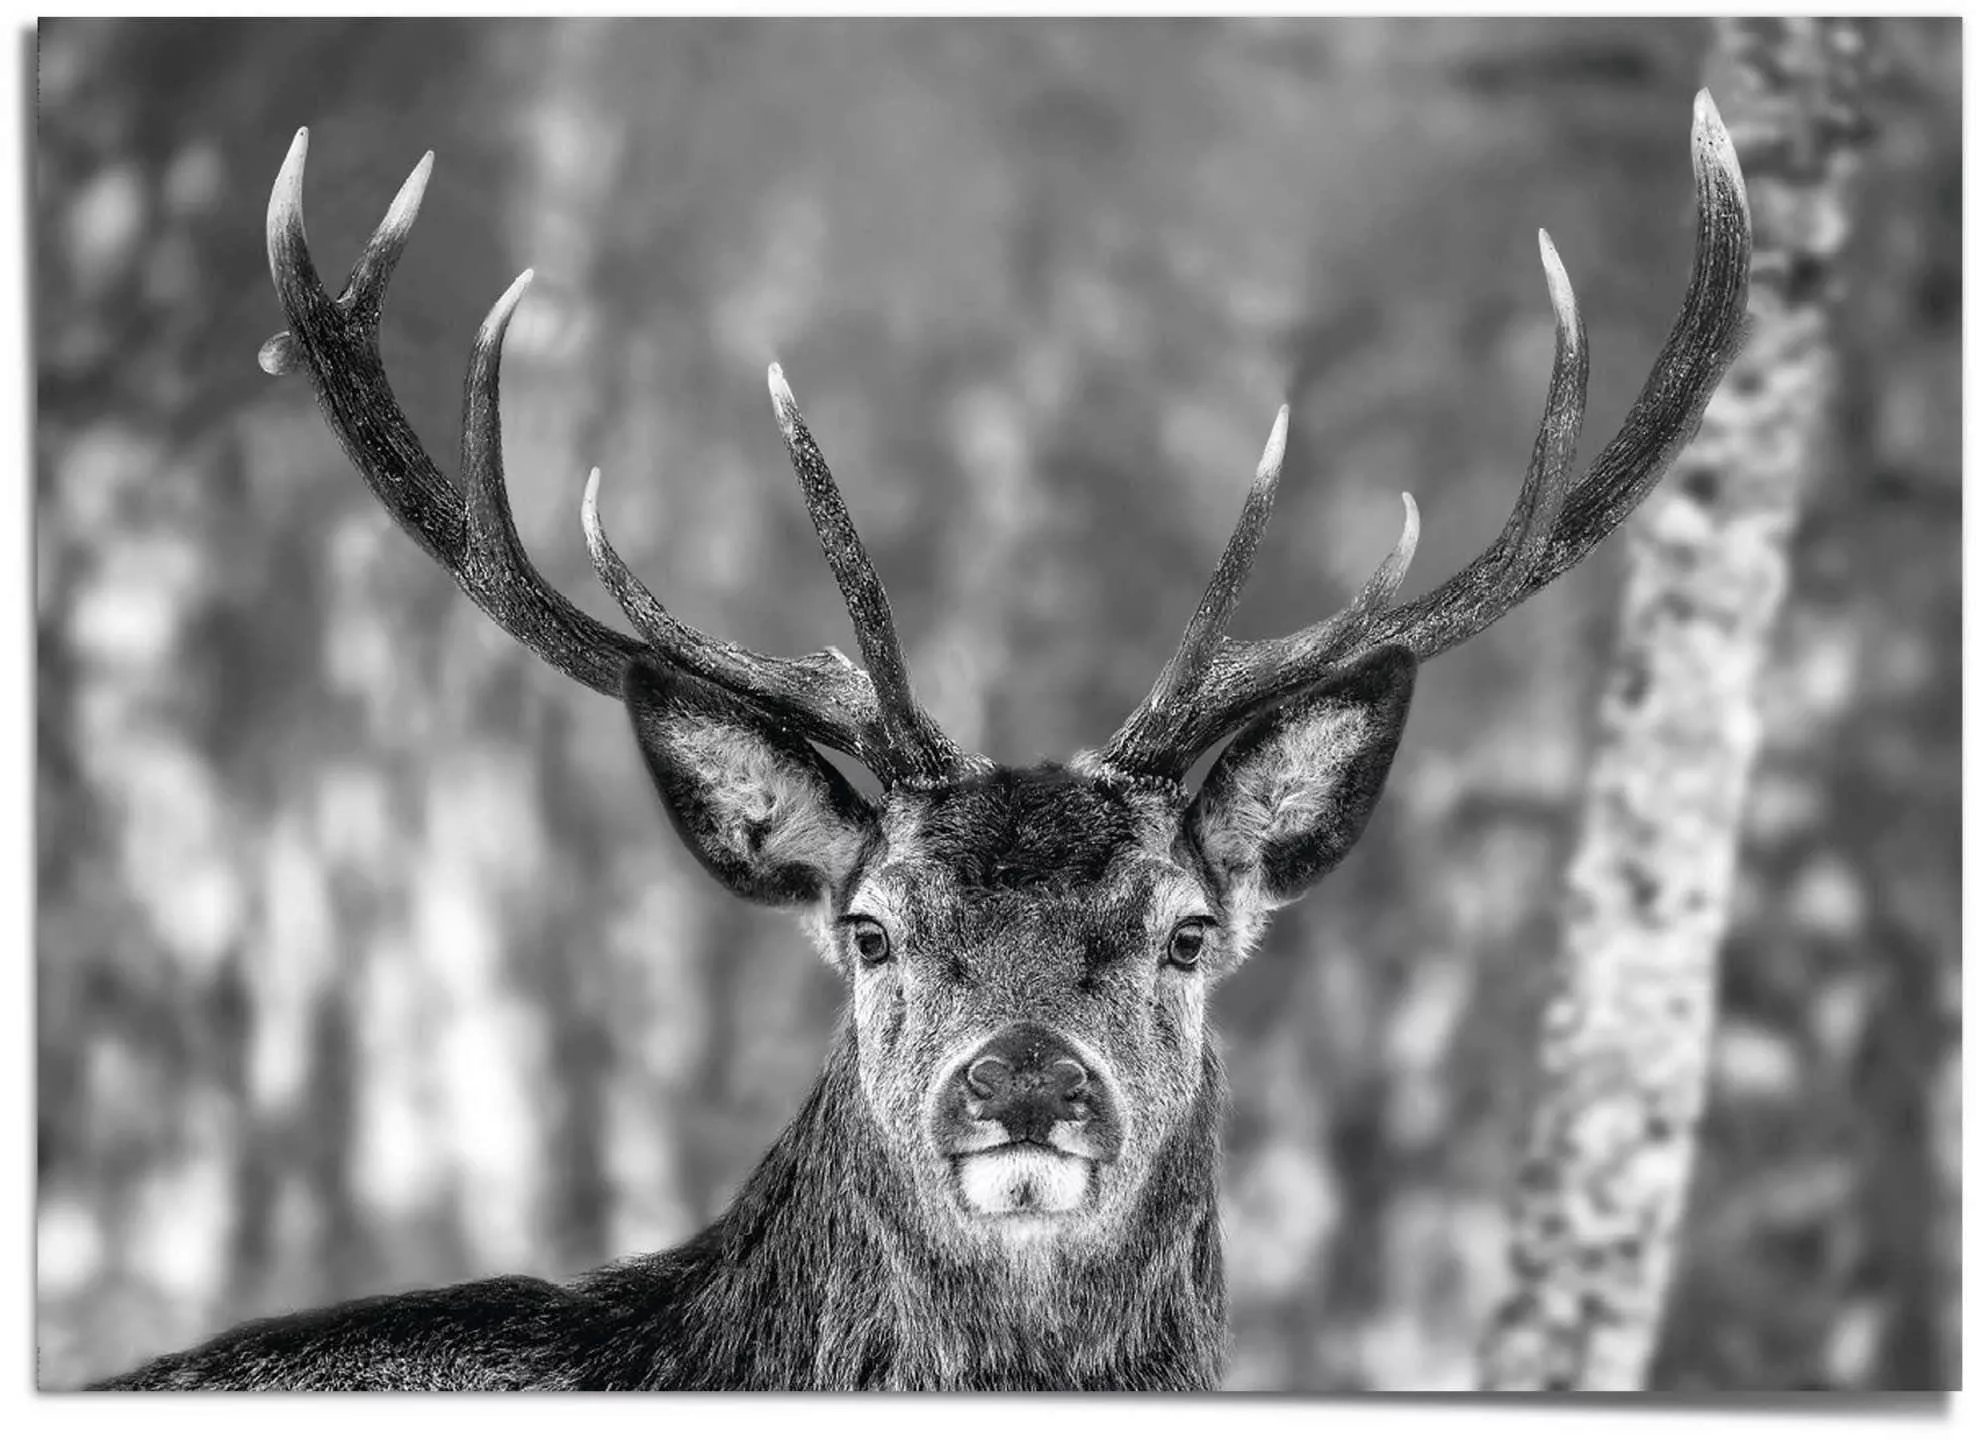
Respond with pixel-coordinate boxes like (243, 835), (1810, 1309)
(1093, 90), (1752, 779)
(260, 129), (981, 787)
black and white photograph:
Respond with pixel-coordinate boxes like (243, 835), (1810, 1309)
(28, 14), (1961, 1399)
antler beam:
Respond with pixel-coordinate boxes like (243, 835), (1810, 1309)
(1094, 90), (1752, 778)
(260, 129), (980, 786)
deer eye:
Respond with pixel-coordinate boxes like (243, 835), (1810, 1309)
(1165, 918), (1212, 969)
(844, 917), (892, 966)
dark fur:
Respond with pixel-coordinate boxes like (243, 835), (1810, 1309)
(93, 650), (1412, 1393)
(912, 764), (1146, 891)
(94, 1033), (1225, 1391)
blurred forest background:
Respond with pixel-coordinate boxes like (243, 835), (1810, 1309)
(34, 18), (1960, 1390)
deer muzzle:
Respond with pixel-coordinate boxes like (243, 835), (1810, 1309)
(932, 1023), (1123, 1217)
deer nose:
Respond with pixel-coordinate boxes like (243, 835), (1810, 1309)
(960, 1024), (1095, 1142)
(965, 1055), (1087, 1103)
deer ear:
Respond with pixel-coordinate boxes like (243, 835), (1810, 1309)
(1185, 645), (1416, 911)
(623, 660), (877, 908)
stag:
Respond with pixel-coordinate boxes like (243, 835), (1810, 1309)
(94, 93), (1749, 1391)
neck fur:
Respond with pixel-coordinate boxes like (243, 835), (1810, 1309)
(575, 1029), (1226, 1390)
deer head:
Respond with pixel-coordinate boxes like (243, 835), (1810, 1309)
(258, 93), (1749, 1269)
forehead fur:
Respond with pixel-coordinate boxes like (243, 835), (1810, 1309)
(894, 764), (1180, 892)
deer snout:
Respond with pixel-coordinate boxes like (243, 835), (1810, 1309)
(944, 1023), (1117, 1157)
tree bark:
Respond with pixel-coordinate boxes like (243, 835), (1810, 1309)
(1479, 18), (1873, 1391)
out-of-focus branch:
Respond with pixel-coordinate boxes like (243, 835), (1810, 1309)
(1479, 19), (1873, 1391)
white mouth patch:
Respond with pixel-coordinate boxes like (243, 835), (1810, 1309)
(957, 1148), (1091, 1215)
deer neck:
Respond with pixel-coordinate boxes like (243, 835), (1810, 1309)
(692, 1028), (1229, 1389)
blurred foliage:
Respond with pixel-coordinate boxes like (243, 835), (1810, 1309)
(34, 18), (1960, 1390)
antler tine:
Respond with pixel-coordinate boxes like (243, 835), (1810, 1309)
(345, 148), (433, 317)
(1093, 404), (1289, 772)
(767, 365), (977, 782)
(1491, 229), (1587, 605)
(581, 467), (890, 763)
(1311, 225), (1588, 665)
(446, 268), (715, 694)
(1162, 405), (1290, 700)
(1094, 89), (1749, 779)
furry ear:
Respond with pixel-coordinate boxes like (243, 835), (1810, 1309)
(624, 660), (877, 907)
(1185, 645), (1416, 912)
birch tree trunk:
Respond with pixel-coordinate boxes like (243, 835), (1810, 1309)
(1479, 18), (1873, 1391)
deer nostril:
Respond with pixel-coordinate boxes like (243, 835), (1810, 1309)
(966, 1057), (1012, 1101)
(1050, 1059), (1088, 1102)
